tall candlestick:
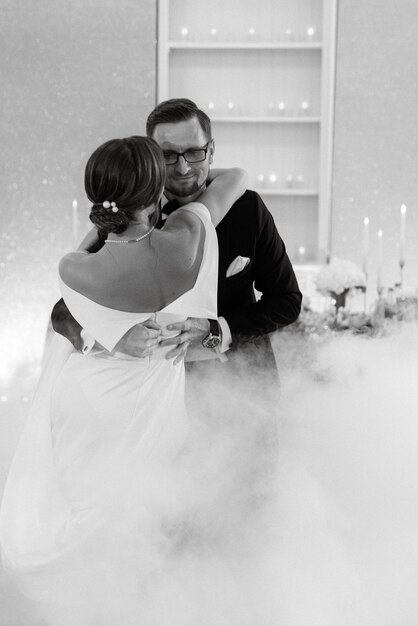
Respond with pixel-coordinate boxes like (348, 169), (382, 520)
(399, 203), (407, 263)
(72, 199), (78, 248)
(399, 203), (407, 285)
(363, 216), (369, 276)
(362, 217), (370, 312)
(377, 229), (383, 295)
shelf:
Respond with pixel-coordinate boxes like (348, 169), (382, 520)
(169, 42), (322, 50)
(256, 188), (319, 196)
(158, 0), (338, 262)
(212, 116), (321, 124)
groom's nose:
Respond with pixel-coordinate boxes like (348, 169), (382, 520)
(175, 155), (191, 175)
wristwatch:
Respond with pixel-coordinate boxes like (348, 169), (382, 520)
(202, 319), (221, 349)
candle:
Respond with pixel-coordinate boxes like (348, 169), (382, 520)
(297, 246), (306, 263)
(72, 199), (78, 248)
(377, 229), (383, 292)
(300, 100), (310, 114)
(363, 216), (369, 275)
(400, 203), (407, 264)
(306, 26), (315, 40)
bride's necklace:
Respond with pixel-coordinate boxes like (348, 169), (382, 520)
(105, 225), (155, 244)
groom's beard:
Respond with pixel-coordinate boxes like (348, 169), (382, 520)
(164, 176), (207, 200)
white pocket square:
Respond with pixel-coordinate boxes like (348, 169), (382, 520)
(226, 256), (250, 278)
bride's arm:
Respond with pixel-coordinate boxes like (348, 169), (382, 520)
(75, 227), (101, 252)
(198, 168), (248, 226)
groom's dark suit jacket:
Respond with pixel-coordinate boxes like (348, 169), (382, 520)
(211, 189), (301, 378)
(51, 189), (301, 379)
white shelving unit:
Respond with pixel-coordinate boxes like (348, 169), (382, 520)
(211, 117), (321, 123)
(169, 42), (323, 50)
(157, 0), (337, 265)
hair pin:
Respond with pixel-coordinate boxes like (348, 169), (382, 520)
(102, 200), (119, 213)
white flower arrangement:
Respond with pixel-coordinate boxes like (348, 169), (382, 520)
(316, 258), (366, 297)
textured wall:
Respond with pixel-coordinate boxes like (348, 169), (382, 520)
(0, 0), (156, 377)
(332, 0), (418, 290)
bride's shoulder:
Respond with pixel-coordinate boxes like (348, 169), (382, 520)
(59, 251), (96, 291)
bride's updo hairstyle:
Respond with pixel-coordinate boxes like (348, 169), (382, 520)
(85, 136), (166, 235)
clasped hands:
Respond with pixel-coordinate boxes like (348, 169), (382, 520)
(114, 317), (210, 365)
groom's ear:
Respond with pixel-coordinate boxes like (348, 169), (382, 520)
(208, 139), (215, 164)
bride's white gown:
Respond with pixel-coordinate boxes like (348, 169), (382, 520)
(0, 203), (218, 625)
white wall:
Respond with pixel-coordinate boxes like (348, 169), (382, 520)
(332, 0), (418, 290)
(0, 0), (156, 373)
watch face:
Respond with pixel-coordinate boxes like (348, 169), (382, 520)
(202, 334), (221, 349)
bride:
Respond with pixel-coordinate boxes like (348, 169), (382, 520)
(0, 135), (246, 625)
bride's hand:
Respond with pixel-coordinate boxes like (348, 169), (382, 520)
(113, 319), (162, 358)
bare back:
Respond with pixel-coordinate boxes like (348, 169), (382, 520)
(59, 207), (205, 313)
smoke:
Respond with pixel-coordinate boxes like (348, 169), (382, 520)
(1, 325), (418, 625)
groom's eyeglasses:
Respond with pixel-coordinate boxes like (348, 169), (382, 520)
(162, 143), (211, 166)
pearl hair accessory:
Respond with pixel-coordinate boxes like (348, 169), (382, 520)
(102, 200), (119, 213)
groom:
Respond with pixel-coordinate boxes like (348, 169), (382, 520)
(52, 98), (301, 382)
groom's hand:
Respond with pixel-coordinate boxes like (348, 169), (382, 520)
(160, 318), (210, 363)
(113, 319), (162, 358)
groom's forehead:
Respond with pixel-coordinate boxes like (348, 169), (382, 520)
(152, 118), (207, 149)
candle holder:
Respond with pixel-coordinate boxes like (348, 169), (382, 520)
(296, 245), (306, 264)
(300, 100), (310, 115)
(268, 173), (278, 187)
(373, 285), (385, 324)
(267, 101), (275, 114)
(72, 199), (78, 248)
(276, 101), (286, 115)
(226, 101), (236, 115)
(285, 174), (293, 188)
(362, 273), (368, 313)
(399, 259), (405, 287)
(306, 26), (316, 40)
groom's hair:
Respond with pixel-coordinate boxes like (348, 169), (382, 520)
(146, 98), (212, 141)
